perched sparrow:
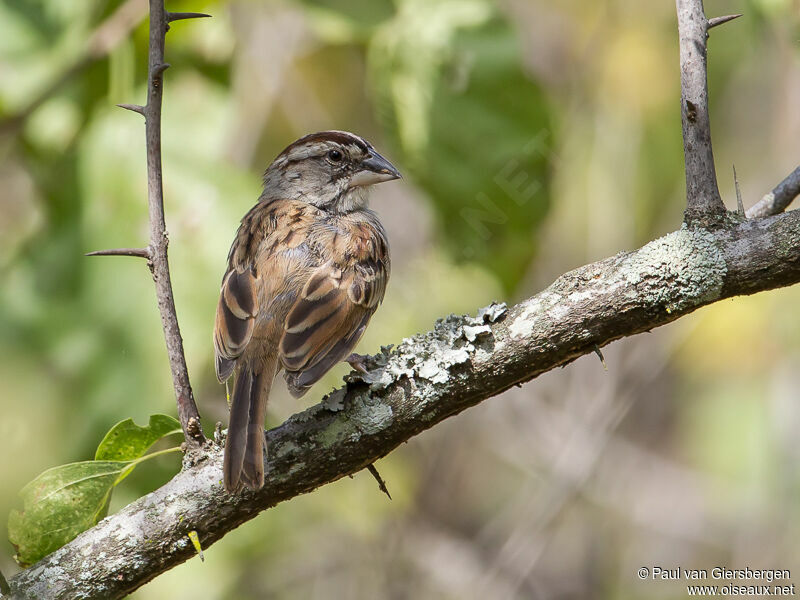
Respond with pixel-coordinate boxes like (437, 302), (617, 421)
(214, 131), (401, 492)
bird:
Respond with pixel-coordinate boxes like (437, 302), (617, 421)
(214, 131), (401, 492)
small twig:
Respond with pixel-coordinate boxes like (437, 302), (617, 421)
(86, 247), (151, 259)
(167, 12), (212, 22)
(733, 165), (745, 217)
(366, 463), (392, 500)
(708, 14), (742, 29)
(746, 165), (800, 219)
(676, 0), (726, 224)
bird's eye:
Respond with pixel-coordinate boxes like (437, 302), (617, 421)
(327, 149), (343, 162)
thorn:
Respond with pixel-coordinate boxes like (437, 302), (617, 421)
(733, 165), (745, 217)
(117, 103), (145, 116)
(85, 247), (151, 259)
(187, 530), (204, 562)
(593, 345), (607, 371)
(708, 14), (742, 29)
(167, 12), (211, 23)
(366, 463), (392, 500)
(167, 12), (212, 23)
(153, 63), (170, 78)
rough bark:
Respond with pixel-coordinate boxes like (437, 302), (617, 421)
(6, 210), (800, 599)
(676, 0), (727, 224)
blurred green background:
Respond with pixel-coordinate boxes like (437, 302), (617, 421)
(1, 0), (799, 597)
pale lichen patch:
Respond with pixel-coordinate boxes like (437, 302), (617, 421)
(509, 291), (565, 339)
(417, 360), (448, 383)
(621, 226), (727, 310)
(509, 302), (539, 338)
(321, 388), (346, 412)
(568, 290), (595, 303)
(111, 516), (141, 545)
(462, 324), (491, 342)
(477, 302), (508, 323)
(354, 304), (504, 391)
(350, 396), (394, 435)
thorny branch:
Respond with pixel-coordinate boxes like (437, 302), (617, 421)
(86, 0), (207, 446)
(676, 0), (727, 224)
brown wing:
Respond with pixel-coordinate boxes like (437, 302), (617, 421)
(280, 255), (388, 396)
(213, 201), (277, 382)
(214, 266), (258, 382)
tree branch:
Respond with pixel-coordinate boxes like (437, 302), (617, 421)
(7, 210), (800, 599)
(676, 0), (727, 224)
(746, 165), (800, 218)
(88, 1), (207, 446)
(139, 0), (204, 445)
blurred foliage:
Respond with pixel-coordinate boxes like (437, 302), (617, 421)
(0, 0), (799, 597)
(369, 8), (551, 287)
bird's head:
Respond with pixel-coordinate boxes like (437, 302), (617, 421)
(262, 130), (401, 213)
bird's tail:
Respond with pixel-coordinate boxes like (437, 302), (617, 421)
(224, 359), (275, 492)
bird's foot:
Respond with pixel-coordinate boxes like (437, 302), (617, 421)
(345, 353), (369, 374)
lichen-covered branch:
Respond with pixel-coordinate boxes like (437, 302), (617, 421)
(7, 210), (800, 600)
(676, 0), (727, 223)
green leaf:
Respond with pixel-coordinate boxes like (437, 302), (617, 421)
(8, 415), (182, 567)
(95, 414), (181, 461)
(8, 460), (128, 567)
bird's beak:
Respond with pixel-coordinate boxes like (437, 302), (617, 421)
(349, 151), (402, 187)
